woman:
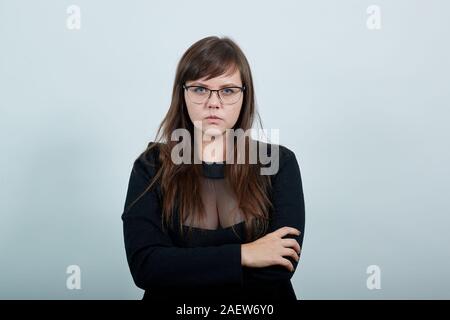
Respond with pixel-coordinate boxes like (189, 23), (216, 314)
(121, 36), (305, 302)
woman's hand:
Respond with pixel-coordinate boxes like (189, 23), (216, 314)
(241, 226), (301, 272)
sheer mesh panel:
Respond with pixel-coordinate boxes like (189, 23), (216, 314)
(182, 162), (246, 230)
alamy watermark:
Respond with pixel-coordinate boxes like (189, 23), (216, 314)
(66, 265), (81, 290)
(366, 265), (381, 290)
(169, 122), (280, 175)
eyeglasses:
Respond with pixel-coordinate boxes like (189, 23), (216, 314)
(183, 84), (246, 105)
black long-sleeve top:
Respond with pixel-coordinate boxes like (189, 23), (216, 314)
(121, 141), (305, 302)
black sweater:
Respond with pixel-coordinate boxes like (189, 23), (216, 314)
(121, 141), (305, 302)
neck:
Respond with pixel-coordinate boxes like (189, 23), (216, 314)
(194, 129), (227, 162)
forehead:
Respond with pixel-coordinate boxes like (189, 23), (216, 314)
(189, 68), (242, 86)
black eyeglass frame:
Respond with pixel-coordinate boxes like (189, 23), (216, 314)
(182, 84), (246, 104)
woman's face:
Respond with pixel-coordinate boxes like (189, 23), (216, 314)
(184, 68), (243, 139)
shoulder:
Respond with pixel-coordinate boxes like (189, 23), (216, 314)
(276, 143), (297, 163)
(258, 141), (298, 170)
(132, 141), (164, 179)
(252, 141), (300, 179)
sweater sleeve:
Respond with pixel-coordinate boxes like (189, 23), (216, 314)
(121, 144), (243, 290)
(243, 146), (305, 282)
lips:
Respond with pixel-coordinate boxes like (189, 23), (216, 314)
(205, 115), (221, 120)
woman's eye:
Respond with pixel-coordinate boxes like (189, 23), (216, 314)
(194, 87), (206, 93)
(222, 88), (235, 95)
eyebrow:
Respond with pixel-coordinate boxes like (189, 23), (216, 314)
(187, 82), (242, 88)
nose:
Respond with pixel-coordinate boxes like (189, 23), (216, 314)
(207, 90), (222, 108)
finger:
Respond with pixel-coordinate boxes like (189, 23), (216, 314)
(275, 226), (301, 238)
(278, 257), (295, 272)
(281, 238), (301, 254)
(282, 248), (300, 262)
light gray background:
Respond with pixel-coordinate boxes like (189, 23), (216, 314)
(1, 0), (449, 299)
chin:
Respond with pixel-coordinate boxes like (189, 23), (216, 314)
(203, 126), (224, 137)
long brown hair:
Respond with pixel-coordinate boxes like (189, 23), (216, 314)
(129, 36), (274, 242)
